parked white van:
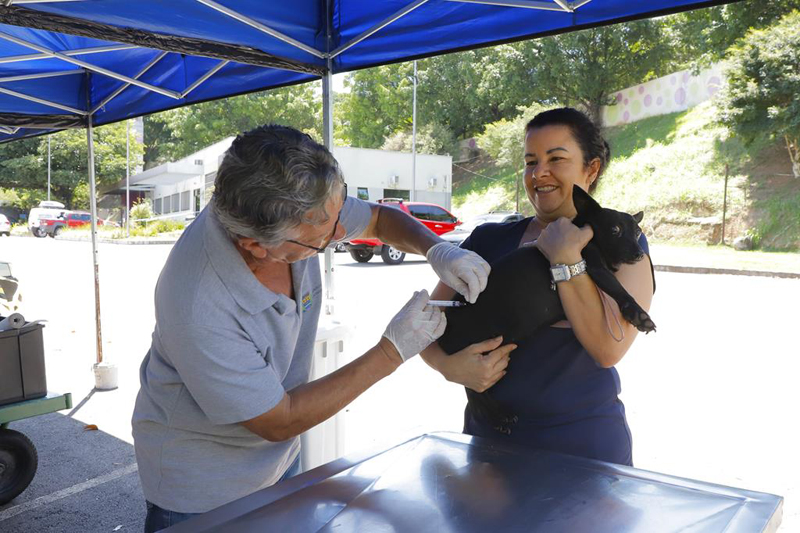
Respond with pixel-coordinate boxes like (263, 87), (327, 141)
(27, 200), (70, 238)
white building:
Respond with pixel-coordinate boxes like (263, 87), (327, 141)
(102, 138), (453, 221)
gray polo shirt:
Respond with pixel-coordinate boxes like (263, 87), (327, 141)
(132, 196), (371, 513)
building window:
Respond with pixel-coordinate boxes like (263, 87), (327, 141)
(162, 195), (170, 214)
(181, 191), (190, 212)
(357, 187), (369, 201)
(382, 189), (410, 201)
(171, 193), (179, 213)
(154, 197), (162, 215)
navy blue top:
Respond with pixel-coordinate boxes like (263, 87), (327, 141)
(459, 218), (652, 466)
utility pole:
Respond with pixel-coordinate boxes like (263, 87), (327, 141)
(411, 60), (417, 202)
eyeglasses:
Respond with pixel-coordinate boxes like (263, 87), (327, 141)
(285, 183), (347, 253)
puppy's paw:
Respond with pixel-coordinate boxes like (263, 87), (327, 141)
(620, 302), (656, 333)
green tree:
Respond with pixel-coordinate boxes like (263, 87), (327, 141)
(0, 121), (144, 209)
(665, 0), (800, 69)
(339, 63), (415, 149)
(381, 122), (459, 157)
(477, 103), (548, 168)
(718, 10), (800, 178)
(520, 19), (673, 124)
(145, 83), (321, 165)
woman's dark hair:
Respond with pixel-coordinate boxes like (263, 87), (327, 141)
(525, 107), (610, 193)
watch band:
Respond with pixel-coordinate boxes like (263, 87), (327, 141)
(567, 259), (587, 278)
(550, 259), (587, 285)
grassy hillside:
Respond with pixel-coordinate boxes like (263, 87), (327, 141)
(452, 102), (800, 251)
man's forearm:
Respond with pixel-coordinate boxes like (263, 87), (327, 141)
(246, 338), (401, 442)
(373, 205), (441, 255)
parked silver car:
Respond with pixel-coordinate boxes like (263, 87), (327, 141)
(440, 211), (524, 247)
(0, 214), (11, 237)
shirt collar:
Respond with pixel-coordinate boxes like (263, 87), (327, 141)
(202, 204), (280, 315)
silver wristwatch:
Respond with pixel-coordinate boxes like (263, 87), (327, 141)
(550, 259), (587, 285)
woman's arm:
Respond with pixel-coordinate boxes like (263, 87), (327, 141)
(536, 218), (654, 368)
(419, 281), (515, 392)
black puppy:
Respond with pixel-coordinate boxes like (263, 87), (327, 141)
(438, 185), (655, 433)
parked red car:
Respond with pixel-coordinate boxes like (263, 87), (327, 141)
(41, 212), (117, 237)
(346, 199), (461, 264)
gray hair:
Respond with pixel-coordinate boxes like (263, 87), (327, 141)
(212, 125), (343, 246)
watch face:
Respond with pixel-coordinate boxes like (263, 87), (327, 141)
(551, 265), (569, 282)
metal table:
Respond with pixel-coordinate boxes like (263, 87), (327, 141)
(167, 432), (782, 532)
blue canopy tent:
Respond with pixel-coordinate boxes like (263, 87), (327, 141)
(0, 0), (738, 374)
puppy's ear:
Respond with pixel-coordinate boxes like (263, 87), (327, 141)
(572, 185), (600, 215)
(633, 211), (644, 223)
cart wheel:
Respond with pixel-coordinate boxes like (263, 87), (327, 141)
(0, 429), (38, 505)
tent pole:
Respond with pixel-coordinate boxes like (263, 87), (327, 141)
(322, 59), (335, 316)
(86, 114), (103, 366)
(411, 60), (417, 202)
(322, 0), (336, 316)
(126, 119), (130, 238)
(47, 135), (51, 201)
(86, 74), (117, 390)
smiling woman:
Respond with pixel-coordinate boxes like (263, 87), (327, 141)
(421, 107), (654, 467)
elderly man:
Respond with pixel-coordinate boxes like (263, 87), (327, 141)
(132, 125), (492, 531)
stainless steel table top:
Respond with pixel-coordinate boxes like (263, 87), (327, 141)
(167, 432), (782, 532)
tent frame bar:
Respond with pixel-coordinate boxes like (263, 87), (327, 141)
(91, 51), (169, 114)
(7, 1), (88, 4)
(0, 6), (324, 74)
(0, 68), (81, 82)
(0, 43), (136, 65)
(181, 59), (229, 98)
(0, 30), (183, 99)
(446, 0), (575, 12)
(330, 0), (430, 59)
(194, 0), (326, 59)
(0, 84), (87, 114)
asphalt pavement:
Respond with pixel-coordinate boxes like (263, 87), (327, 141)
(0, 235), (798, 532)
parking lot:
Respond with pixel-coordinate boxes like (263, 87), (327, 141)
(1, 234), (798, 531)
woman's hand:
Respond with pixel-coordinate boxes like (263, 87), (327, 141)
(535, 217), (593, 265)
(435, 336), (516, 392)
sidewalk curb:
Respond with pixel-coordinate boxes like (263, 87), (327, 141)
(55, 235), (178, 245)
(654, 264), (800, 279)
(44, 236), (800, 278)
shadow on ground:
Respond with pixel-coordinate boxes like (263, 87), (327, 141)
(0, 411), (144, 533)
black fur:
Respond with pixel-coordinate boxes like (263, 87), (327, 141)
(438, 185), (655, 434)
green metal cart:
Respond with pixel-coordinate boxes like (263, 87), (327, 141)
(0, 392), (72, 505)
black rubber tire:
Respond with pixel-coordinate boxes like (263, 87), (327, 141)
(53, 226), (63, 237)
(380, 246), (406, 265)
(349, 249), (374, 263)
(32, 227), (46, 238)
(0, 428), (38, 505)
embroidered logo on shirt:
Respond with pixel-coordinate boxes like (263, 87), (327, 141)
(302, 292), (313, 312)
